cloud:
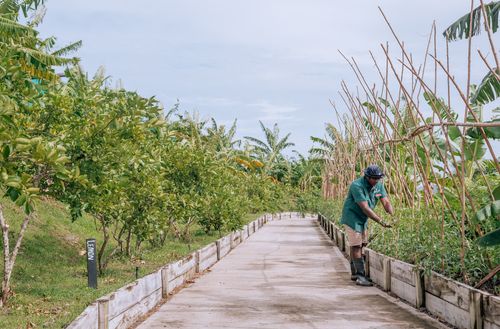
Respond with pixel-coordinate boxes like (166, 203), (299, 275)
(247, 101), (299, 123)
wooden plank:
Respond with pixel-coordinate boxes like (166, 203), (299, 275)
(230, 232), (240, 249)
(391, 277), (417, 306)
(424, 271), (471, 311)
(108, 290), (162, 329)
(168, 265), (196, 292)
(370, 267), (385, 287)
(425, 292), (469, 329)
(484, 294), (500, 327)
(107, 271), (161, 319)
(483, 319), (499, 329)
(219, 235), (231, 258)
(390, 259), (415, 286)
(199, 253), (218, 272)
(199, 243), (217, 262)
(168, 253), (197, 280)
(66, 303), (99, 329)
(367, 249), (384, 272)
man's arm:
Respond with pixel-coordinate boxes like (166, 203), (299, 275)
(357, 201), (391, 228)
(380, 197), (394, 215)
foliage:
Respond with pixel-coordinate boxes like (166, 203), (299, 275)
(0, 3), (308, 308)
(443, 1), (500, 41)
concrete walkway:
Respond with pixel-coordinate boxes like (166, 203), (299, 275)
(136, 217), (447, 329)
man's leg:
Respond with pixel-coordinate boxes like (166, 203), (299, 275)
(345, 225), (372, 286)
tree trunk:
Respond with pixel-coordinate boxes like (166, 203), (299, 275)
(125, 228), (132, 256)
(0, 204), (32, 307)
(97, 216), (109, 274)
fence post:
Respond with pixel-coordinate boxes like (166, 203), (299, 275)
(469, 290), (483, 329)
(364, 249), (370, 278)
(97, 298), (109, 329)
(161, 265), (170, 298)
(195, 251), (200, 273)
(339, 231), (345, 251)
(414, 269), (424, 308)
(382, 258), (391, 292)
(216, 240), (221, 260)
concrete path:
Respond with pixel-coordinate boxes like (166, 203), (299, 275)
(136, 217), (448, 329)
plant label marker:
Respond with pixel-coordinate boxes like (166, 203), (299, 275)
(86, 238), (98, 289)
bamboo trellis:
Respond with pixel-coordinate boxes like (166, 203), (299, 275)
(321, 2), (500, 285)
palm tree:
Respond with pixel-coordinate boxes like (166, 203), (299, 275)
(310, 123), (340, 159)
(244, 121), (295, 166)
(205, 118), (241, 157)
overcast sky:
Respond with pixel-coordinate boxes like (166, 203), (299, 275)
(37, 1), (497, 156)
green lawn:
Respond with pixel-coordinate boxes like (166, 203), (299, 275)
(0, 197), (261, 328)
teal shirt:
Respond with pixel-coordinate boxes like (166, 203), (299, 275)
(340, 176), (387, 232)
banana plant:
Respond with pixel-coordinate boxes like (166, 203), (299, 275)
(475, 184), (500, 246)
(444, 1), (500, 106)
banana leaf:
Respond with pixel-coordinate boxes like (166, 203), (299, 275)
(466, 119), (500, 139)
(493, 184), (500, 200)
(473, 200), (500, 222)
(476, 228), (500, 247)
(443, 1), (500, 41)
(470, 69), (500, 105)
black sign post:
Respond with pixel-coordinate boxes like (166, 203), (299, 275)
(86, 238), (97, 289)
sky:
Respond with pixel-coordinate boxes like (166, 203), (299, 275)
(37, 1), (498, 156)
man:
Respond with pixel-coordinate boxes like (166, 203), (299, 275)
(340, 165), (394, 286)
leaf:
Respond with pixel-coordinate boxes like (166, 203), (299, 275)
(2, 145), (10, 160)
(448, 126), (461, 140)
(378, 97), (391, 108)
(471, 69), (500, 105)
(473, 200), (500, 222)
(423, 91), (458, 122)
(443, 1), (500, 41)
(466, 119), (500, 139)
(464, 137), (486, 161)
(493, 184), (500, 200)
(476, 228), (500, 247)
(362, 102), (376, 113)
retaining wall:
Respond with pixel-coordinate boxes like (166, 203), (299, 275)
(67, 212), (301, 329)
(317, 213), (500, 329)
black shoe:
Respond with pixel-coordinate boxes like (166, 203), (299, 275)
(353, 258), (373, 286)
(356, 275), (373, 286)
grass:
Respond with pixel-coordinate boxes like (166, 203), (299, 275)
(0, 197), (262, 328)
